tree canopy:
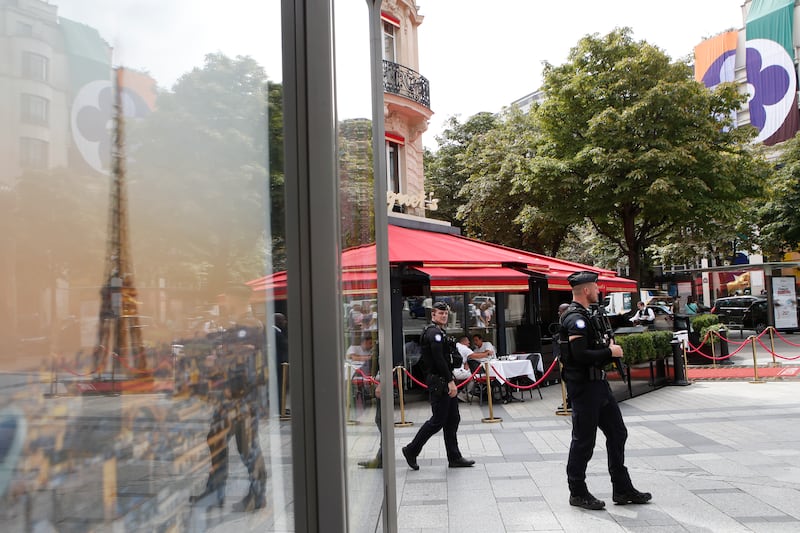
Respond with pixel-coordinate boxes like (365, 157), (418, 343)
(429, 28), (771, 281)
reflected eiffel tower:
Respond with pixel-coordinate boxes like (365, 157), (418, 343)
(95, 68), (146, 382)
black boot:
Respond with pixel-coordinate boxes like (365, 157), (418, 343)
(613, 487), (652, 505)
(568, 480), (605, 510)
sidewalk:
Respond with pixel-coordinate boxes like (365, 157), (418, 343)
(391, 380), (800, 532)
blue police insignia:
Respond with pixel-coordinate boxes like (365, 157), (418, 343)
(575, 319), (586, 329)
(434, 333), (443, 342)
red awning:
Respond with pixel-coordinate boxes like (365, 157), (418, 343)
(249, 224), (637, 299)
(413, 266), (531, 293)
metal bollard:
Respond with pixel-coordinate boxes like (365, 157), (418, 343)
(555, 362), (571, 416)
(670, 339), (690, 386)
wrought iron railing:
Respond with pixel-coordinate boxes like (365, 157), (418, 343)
(383, 60), (430, 108)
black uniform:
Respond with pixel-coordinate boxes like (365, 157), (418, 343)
(403, 321), (465, 463)
(191, 321), (267, 512)
(559, 301), (634, 497)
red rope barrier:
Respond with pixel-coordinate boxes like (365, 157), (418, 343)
(685, 332), (711, 353)
(353, 367), (379, 384)
(771, 328), (800, 347)
(456, 363), (485, 389)
(756, 336), (800, 360)
(113, 353), (155, 375)
(402, 367), (428, 389)
(710, 330), (750, 347)
(489, 357), (559, 390)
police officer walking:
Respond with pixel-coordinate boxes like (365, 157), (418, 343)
(559, 271), (651, 510)
(402, 301), (474, 470)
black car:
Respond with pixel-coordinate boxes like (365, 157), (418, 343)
(711, 296), (767, 332)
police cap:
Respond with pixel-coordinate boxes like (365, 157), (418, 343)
(567, 270), (598, 287)
(432, 301), (449, 311)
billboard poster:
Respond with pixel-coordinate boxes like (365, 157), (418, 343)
(771, 276), (798, 329)
(745, 0), (799, 145)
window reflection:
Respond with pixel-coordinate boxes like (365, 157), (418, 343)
(1, 0), (289, 530)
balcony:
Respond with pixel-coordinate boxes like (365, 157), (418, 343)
(383, 60), (430, 109)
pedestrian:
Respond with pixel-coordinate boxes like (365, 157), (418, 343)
(559, 271), (651, 510)
(402, 301), (474, 470)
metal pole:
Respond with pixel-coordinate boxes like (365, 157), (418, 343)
(280, 362), (291, 421)
(394, 366), (412, 427)
(481, 361), (502, 423)
(749, 335), (765, 384)
(555, 362), (571, 416)
(769, 327), (779, 366)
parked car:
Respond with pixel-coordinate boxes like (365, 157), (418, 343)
(711, 296), (767, 330)
(741, 299), (769, 333)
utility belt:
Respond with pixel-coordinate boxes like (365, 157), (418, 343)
(562, 366), (606, 383)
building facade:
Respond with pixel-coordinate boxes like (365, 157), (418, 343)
(380, 0), (433, 217)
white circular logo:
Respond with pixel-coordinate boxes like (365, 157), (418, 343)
(576, 319), (586, 329)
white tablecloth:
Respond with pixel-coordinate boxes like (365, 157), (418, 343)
(484, 359), (536, 385)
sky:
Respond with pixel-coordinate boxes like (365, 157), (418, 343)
(53, 0), (745, 150)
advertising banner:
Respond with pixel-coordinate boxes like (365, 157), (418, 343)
(771, 276), (798, 329)
(745, 0), (799, 145)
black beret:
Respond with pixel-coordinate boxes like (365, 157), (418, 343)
(432, 301), (449, 311)
(568, 270), (598, 287)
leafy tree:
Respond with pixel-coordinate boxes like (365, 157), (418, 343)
(425, 112), (498, 225)
(338, 118), (374, 249)
(531, 28), (769, 281)
(456, 106), (570, 254)
(128, 53), (275, 297)
(757, 134), (800, 257)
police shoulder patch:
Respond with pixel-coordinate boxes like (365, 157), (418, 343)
(575, 319), (586, 329)
(434, 333), (443, 342)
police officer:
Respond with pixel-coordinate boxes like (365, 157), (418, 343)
(402, 301), (474, 470)
(559, 271), (651, 510)
(190, 284), (267, 513)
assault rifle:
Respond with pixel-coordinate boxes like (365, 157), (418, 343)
(590, 303), (627, 384)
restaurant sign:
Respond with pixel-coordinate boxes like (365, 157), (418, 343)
(386, 191), (439, 211)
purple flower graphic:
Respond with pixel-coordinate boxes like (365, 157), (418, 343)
(75, 85), (114, 170)
(746, 47), (791, 131)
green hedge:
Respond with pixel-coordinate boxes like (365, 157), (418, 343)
(615, 330), (672, 364)
(690, 313), (719, 337)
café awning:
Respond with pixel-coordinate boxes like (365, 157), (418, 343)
(412, 265), (532, 293)
(249, 224), (637, 300)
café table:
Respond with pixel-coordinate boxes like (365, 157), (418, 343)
(483, 356), (538, 403)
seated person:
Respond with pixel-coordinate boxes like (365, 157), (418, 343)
(471, 334), (496, 360)
(453, 337), (474, 382)
(630, 301), (655, 327)
(346, 335), (373, 375)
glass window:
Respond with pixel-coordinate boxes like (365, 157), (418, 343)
(17, 21), (34, 36)
(22, 51), (48, 81)
(387, 140), (400, 194)
(382, 21), (396, 62)
(3, 1), (290, 531)
(21, 94), (49, 124)
(19, 136), (48, 168)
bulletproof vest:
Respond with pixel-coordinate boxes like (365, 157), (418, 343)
(558, 303), (607, 368)
(420, 323), (460, 373)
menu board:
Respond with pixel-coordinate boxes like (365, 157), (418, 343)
(771, 276), (798, 330)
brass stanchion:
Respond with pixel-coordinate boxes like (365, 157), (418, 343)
(768, 327), (780, 367)
(555, 362), (571, 416)
(346, 364), (359, 424)
(394, 366), (413, 427)
(682, 341), (691, 383)
(279, 362), (291, 421)
(44, 353), (57, 398)
(710, 333), (716, 369)
(481, 361), (502, 423)
(749, 335), (766, 384)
